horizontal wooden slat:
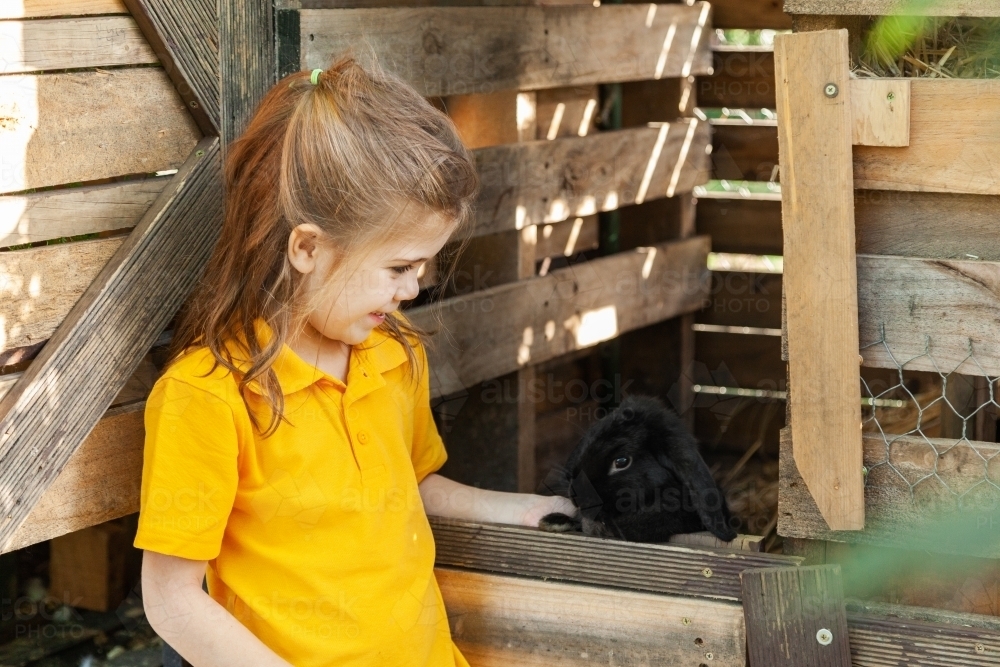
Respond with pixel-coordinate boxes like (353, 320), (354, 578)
(855, 190), (1000, 261)
(779, 428), (1000, 558)
(0, 238), (124, 352)
(436, 567), (748, 667)
(0, 0), (128, 19)
(847, 610), (1000, 666)
(534, 86), (599, 141)
(0, 69), (201, 194)
(472, 121), (711, 237)
(0, 17), (157, 74)
(858, 254), (1000, 378)
(4, 403), (144, 552)
(784, 0), (1000, 16)
(430, 516), (799, 602)
(300, 4), (713, 97)
(413, 235), (711, 397)
(854, 80), (1000, 196)
(535, 215), (598, 259)
(0, 179), (169, 247)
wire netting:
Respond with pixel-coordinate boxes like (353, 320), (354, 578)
(861, 326), (1000, 511)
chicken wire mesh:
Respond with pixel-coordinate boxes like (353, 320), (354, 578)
(860, 326), (1000, 512)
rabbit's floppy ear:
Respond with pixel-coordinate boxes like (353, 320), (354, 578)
(654, 430), (736, 541)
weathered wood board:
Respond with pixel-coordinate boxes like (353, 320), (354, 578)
(0, 17), (156, 74)
(779, 428), (1000, 558)
(857, 254), (1000, 378)
(300, 4), (713, 97)
(850, 78), (909, 148)
(854, 80), (1000, 196)
(0, 238), (124, 352)
(0, 69), (201, 194)
(4, 404), (144, 552)
(775, 29), (864, 530)
(784, 0), (1000, 16)
(430, 517), (800, 602)
(855, 190), (1000, 261)
(0, 179), (168, 248)
(473, 121), (711, 237)
(412, 236), (711, 397)
(436, 567), (747, 667)
(1, 0), (128, 19)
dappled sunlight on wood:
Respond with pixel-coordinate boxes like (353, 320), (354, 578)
(565, 305), (618, 348)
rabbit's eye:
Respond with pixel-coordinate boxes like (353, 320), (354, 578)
(610, 456), (632, 474)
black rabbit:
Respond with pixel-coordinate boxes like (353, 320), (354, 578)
(539, 395), (737, 543)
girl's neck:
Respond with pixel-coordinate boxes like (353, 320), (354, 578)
(287, 322), (352, 383)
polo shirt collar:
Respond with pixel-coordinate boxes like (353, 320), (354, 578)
(228, 318), (409, 397)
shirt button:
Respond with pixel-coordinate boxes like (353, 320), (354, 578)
(357, 431), (369, 444)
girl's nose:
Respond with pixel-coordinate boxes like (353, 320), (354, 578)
(396, 270), (420, 302)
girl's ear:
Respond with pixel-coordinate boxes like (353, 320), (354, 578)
(287, 223), (324, 274)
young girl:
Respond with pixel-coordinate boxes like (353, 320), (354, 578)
(133, 59), (576, 667)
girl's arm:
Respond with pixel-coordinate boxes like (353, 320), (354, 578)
(141, 551), (293, 667)
(418, 473), (578, 526)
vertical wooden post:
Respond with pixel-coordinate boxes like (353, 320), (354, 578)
(775, 29), (864, 530)
(679, 75), (697, 430)
(741, 564), (852, 666)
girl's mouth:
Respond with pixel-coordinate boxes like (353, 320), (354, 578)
(369, 311), (386, 323)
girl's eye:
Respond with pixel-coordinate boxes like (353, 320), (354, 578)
(391, 265), (413, 275)
(610, 456), (631, 473)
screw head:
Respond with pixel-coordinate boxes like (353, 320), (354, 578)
(702, 567), (713, 578)
(682, 617), (691, 626)
(189, 100), (200, 108)
(816, 628), (833, 645)
(195, 150), (205, 157)
(887, 91), (895, 101)
(976, 643), (986, 654)
(824, 83), (839, 98)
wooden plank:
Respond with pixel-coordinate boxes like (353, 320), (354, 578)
(855, 190), (1000, 261)
(784, 0), (1000, 16)
(709, 0), (791, 29)
(850, 78), (909, 147)
(0, 0), (128, 19)
(445, 90), (521, 149)
(848, 611), (1000, 666)
(775, 29), (863, 531)
(220, 0), (274, 146)
(712, 124), (778, 181)
(535, 215), (598, 259)
(48, 516), (140, 612)
(4, 403), (144, 553)
(0, 138), (222, 552)
(698, 52), (775, 109)
(0, 17), (157, 74)
(534, 86), (599, 140)
(412, 235), (712, 397)
(0, 69), (201, 195)
(0, 238), (125, 353)
(0, 179), (168, 248)
(431, 516), (799, 602)
(122, 0), (220, 136)
(300, 4), (714, 97)
(857, 254), (1000, 378)
(855, 80), (1000, 195)
(696, 198), (783, 255)
(778, 428), (1000, 558)
(436, 567), (748, 667)
(472, 121), (711, 238)
(742, 565), (851, 667)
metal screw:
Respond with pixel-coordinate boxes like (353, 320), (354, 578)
(976, 643), (986, 654)
(189, 100), (200, 108)
(705, 652), (714, 660)
(196, 150), (205, 157)
(702, 568), (713, 578)
(887, 92), (895, 101)
(862, 466), (869, 477)
(682, 617), (691, 626)
(824, 83), (839, 98)
(816, 628), (833, 645)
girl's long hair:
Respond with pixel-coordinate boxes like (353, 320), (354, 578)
(166, 56), (479, 436)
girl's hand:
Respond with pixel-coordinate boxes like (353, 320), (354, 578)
(520, 494), (578, 528)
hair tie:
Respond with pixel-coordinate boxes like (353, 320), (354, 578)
(310, 68), (323, 85)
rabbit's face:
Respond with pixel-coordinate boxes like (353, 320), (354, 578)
(563, 404), (681, 520)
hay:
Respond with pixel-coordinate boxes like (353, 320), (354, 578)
(856, 16), (1000, 78)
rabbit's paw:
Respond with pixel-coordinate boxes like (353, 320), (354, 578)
(538, 512), (581, 533)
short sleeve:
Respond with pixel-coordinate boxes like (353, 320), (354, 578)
(133, 376), (239, 561)
(410, 341), (448, 484)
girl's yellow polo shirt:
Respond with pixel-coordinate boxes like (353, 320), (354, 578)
(133, 318), (470, 667)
